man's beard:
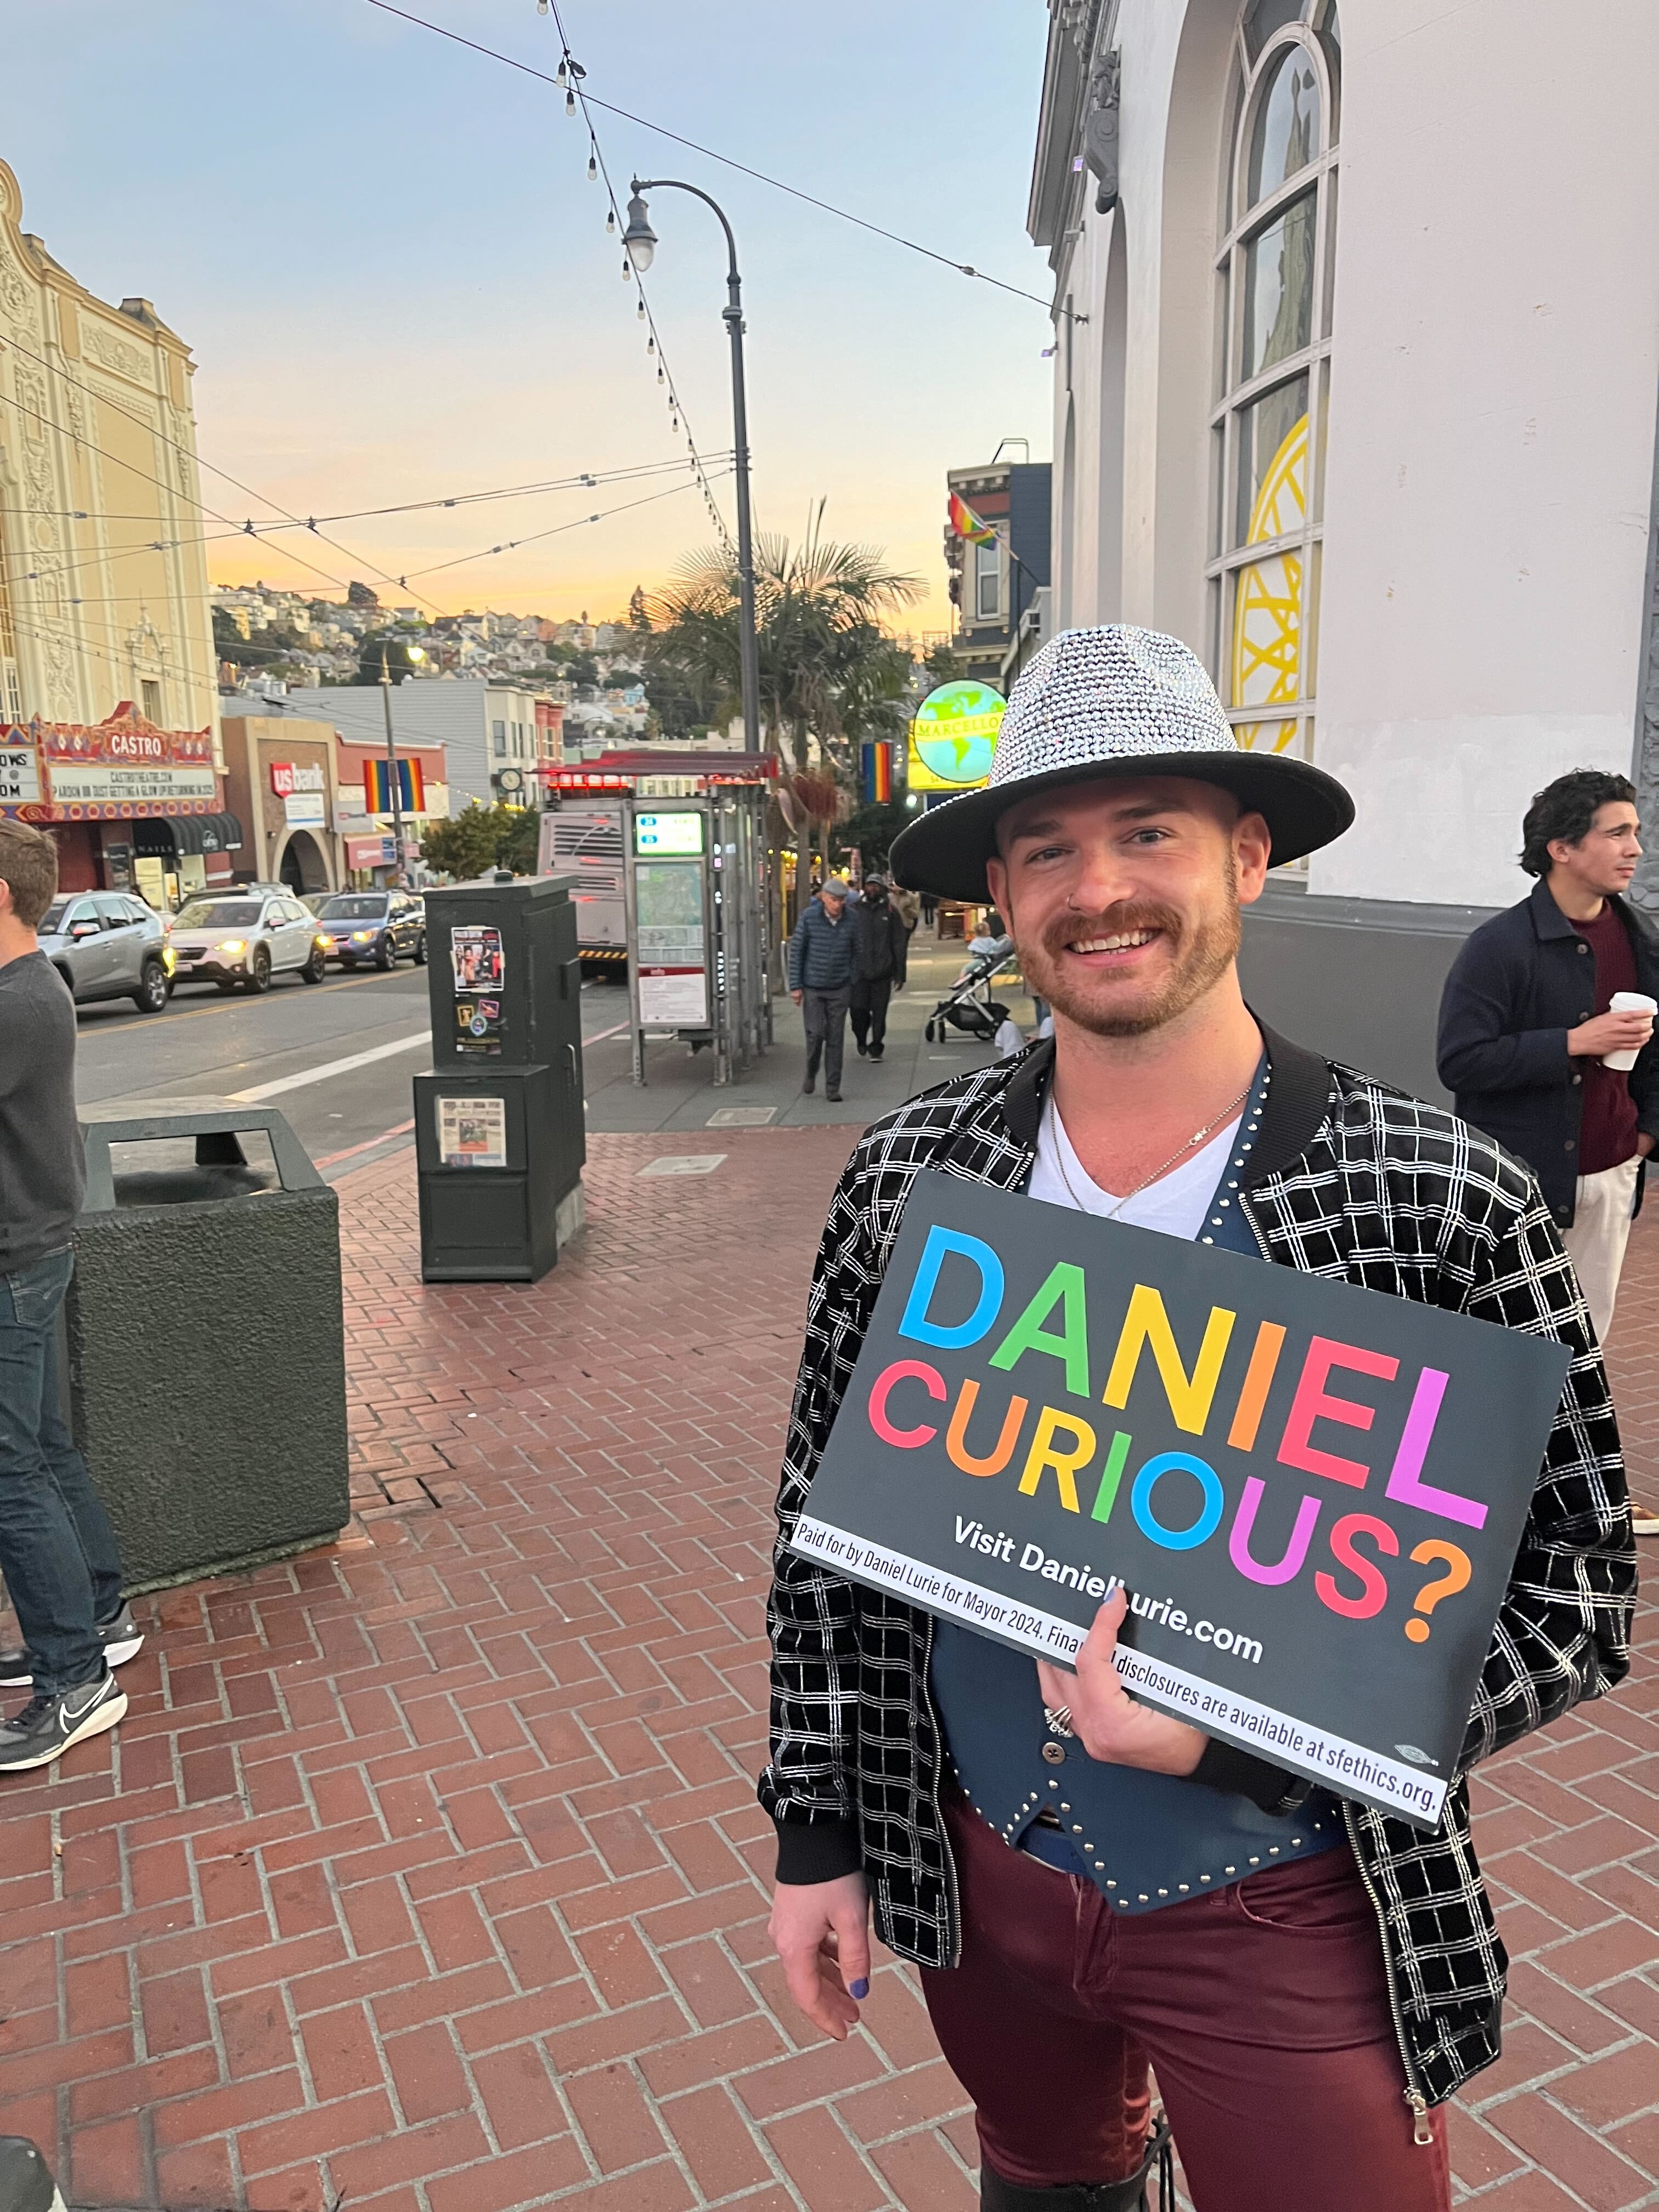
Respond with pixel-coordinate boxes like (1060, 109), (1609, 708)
(1018, 871), (1242, 1039)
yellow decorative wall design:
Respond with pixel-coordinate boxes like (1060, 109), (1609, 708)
(1230, 412), (1307, 753)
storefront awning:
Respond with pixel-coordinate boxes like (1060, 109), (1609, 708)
(170, 811), (244, 856)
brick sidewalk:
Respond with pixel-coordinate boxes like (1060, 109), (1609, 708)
(1, 1130), (1654, 2211)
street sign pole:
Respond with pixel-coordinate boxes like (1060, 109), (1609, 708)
(379, 645), (407, 889)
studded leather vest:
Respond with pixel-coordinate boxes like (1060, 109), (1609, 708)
(928, 1063), (1344, 1911)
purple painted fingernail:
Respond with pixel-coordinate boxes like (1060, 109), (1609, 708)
(849, 1977), (870, 2000)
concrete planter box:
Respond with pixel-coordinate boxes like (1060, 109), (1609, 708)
(67, 1105), (349, 1591)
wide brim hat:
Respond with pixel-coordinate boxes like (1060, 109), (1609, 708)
(889, 624), (1353, 905)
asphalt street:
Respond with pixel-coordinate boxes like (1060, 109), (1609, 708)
(74, 961), (635, 1177)
(72, 934), (1034, 1172)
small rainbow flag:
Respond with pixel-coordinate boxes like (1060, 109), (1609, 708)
(948, 492), (998, 545)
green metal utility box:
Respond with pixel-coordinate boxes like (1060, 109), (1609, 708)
(413, 874), (586, 1281)
(69, 1104), (349, 1590)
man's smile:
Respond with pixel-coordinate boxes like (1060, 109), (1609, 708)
(1064, 926), (1163, 964)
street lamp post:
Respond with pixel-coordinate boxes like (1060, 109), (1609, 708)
(377, 640), (424, 886)
(620, 182), (759, 755)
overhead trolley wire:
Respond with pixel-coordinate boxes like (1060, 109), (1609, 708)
(1, 352), (721, 609)
(364, 0), (1083, 321)
(0, 455), (726, 533)
(396, 465), (732, 579)
(0, 351), (366, 602)
(543, 0), (737, 558)
(0, 329), (451, 614)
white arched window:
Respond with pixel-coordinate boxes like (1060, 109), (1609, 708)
(1206, 0), (1341, 761)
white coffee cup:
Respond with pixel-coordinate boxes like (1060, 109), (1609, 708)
(1602, 990), (1658, 1070)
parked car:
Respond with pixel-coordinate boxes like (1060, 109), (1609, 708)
(38, 891), (172, 1014)
(167, 894), (326, 993)
(314, 890), (426, 970)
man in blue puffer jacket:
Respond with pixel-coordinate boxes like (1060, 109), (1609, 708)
(788, 876), (856, 1100)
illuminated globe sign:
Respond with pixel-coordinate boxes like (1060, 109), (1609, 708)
(907, 680), (1005, 795)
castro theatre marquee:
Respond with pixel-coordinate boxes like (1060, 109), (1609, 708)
(1, 705), (236, 899)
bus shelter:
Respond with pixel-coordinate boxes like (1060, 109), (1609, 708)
(543, 751), (777, 1087)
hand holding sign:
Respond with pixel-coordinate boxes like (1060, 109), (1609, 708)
(1036, 1588), (1207, 1775)
(792, 1172), (1569, 1826)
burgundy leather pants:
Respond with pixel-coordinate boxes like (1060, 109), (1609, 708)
(920, 1792), (1451, 2212)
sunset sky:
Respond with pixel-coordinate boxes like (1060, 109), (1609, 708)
(4, 0), (1056, 634)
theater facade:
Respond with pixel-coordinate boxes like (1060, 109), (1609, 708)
(0, 154), (224, 907)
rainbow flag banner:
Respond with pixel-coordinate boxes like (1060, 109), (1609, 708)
(862, 741), (893, 805)
(791, 1171), (1568, 1828)
(948, 491), (998, 544)
(366, 756), (425, 815)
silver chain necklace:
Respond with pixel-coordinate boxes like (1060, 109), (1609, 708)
(1051, 1078), (1255, 1220)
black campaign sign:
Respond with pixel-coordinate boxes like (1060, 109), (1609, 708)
(792, 1171), (1570, 1827)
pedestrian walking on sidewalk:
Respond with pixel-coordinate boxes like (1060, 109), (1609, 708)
(848, 874), (908, 1062)
(1437, 769), (1659, 1536)
(760, 627), (1636, 2212)
(0, 822), (140, 1776)
(788, 874), (856, 1101)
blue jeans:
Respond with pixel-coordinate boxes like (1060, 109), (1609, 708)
(0, 1248), (124, 1694)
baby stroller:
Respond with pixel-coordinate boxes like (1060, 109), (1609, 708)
(924, 938), (1018, 1045)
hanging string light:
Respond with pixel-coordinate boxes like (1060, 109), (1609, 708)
(540, 4), (735, 557)
(586, 152), (597, 180)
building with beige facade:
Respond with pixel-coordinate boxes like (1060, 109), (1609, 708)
(0, 153), (230, 902)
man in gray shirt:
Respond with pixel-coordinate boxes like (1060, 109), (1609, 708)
(0, 821), (139, 1774)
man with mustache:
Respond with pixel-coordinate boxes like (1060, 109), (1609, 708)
(758, 627), (1634, 2211)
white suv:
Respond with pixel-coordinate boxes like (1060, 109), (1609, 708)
(168, 894), (326, 994)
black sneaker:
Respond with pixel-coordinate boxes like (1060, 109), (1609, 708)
(802, 1074), (816, 1095)
(0, 1671), (127, 1774)
(0, 1604), (144, 1690)
(855, 1040), (867, 1056)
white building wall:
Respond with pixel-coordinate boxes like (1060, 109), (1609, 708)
(1046, 0), (1659, 910)
(1310, 0), (1659, 908)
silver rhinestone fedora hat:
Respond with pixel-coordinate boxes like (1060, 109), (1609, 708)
(889, 624), (1353, 904)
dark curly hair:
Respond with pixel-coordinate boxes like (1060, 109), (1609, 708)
(1519, 769), (1639, 878)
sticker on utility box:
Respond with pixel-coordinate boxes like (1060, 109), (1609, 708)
(454, 997), (504, 1056)
(450, 925), (505, 992)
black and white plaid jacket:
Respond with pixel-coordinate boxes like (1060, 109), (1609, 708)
(759, 1029), (1637, 2107)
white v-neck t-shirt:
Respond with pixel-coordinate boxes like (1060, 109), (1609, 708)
(1029, 1093), (1244, 1240)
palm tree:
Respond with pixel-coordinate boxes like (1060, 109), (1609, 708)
(644, 510), (922, 890)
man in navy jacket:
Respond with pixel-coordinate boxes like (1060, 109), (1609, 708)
(1438, 770), (1659, 1535)
(788, 876), (857, 1100)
